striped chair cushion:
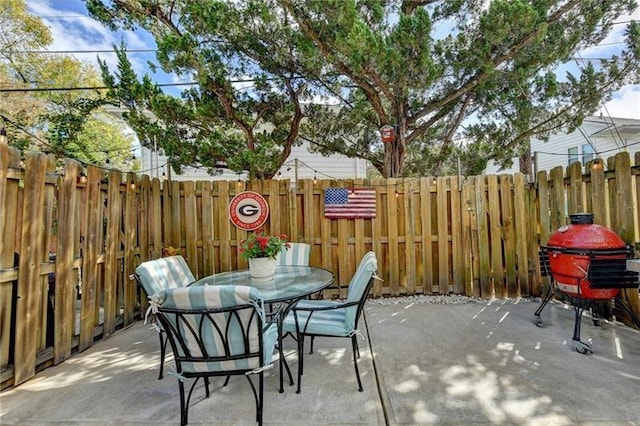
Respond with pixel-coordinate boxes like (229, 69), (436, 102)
(282, 251), (377, 336)
(283, 300), (351, 336)
(157, 285), (276, 373)
(344, 251), (377, 328)
(276, 243), (311, 266)
(135, 256), (195, 296)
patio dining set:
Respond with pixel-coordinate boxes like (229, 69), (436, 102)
(131, 246), (380, 426)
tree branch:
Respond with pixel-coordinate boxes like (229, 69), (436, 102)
(281, 0), (389, 125)
(410, 0), (583, 126)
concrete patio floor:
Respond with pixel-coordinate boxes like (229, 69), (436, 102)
(1, 298), (639, 425)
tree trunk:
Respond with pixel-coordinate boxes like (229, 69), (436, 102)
(519, 142), (532, 181)
(383, 124), (406, 178)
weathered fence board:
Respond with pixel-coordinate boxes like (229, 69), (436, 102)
(419, 177), (434, 294)
(404, 180), (416, 294)
(487, 175), (503, 297)
(14, 151), (53, 385)
(549, 166), (565, 230)
(514, 173), (529, 296)
(475, 176), (491, 297)
(590, 164), (607, 225)
(103, 170), (121, 338)
(500, 175), (517, 296)
(387, 179), (400, 295)
(53, 159), (81, 364)
(568, 161), (583, 214)
(450, 177), (464, 294)
(0, 143), (20, 370)
(79, 166), (102, 352)
(123, 174), (137, 325)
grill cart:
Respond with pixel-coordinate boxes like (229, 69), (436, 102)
(535, 213), (639, 354)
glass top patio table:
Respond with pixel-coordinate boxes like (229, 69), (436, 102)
(191, 265), (336, 304)
(192, 265), (335, 393)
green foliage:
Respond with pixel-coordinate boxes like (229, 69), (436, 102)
(0, 0), (136, 170)
(87, 0), (639, 178)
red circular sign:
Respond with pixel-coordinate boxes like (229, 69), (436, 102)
(229, 191), (269, 231)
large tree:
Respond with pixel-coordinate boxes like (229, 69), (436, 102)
(0, 0), (136, 170)
(87, 0), (640, 178)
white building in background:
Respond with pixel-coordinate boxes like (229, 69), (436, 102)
(141, 139), (369, 182)
(105, 106), (369, 182)
(483, 116), (640, 175)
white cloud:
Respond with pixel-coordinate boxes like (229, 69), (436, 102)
(27, 0), (161, 79)
(599, 85), (640, 120)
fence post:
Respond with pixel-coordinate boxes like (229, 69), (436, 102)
(14, 151), (54, 385)
(549, 166), (565, 230)
(612, 153), (638, 324)
(54, 159), (81, 364)
(0, 142), (21, 373)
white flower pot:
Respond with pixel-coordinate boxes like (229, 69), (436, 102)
(248, 257), (276, 281)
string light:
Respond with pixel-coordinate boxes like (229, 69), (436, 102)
(0, 127), (7, 144)
(591, 157), (604, 172)
(313, 171), (317, 185)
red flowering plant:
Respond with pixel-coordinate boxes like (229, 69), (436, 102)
(239, 229), (290, 260)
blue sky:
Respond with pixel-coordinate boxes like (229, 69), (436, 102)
(26, 0), (640, 120)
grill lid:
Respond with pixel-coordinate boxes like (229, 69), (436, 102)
(547, 213), (625, 250)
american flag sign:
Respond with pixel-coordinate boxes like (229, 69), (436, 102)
(324, 188), (377, 219)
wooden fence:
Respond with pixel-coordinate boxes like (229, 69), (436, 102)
(1, 141), (639, 388)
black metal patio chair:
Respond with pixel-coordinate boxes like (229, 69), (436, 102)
(282, 251), (379, 393)
(151, 285), (280, 426)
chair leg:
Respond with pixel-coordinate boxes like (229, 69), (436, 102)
(258, 372), (264, 425)
(296, 333), (305, 394)
(351, 336), (364, 392)
(309, 336), (315, 354)
(245, 374), (260, 423)
(178, 380), (187, 426)
(158, 331), (167, 380)
(204, 377), (210, 397)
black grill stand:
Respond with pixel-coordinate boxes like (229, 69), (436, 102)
(534, 247), (639, 354)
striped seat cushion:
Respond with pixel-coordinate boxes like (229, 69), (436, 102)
(283, 300), (351, 337)
(276, 243), (310, 266)
(157, 285), (277, 373)
(135, 256), (195, 296)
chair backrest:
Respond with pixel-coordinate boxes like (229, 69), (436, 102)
(134, 255), (196, 296)
(344, 251), (378, 329)
(276, 243), (311, 266)
(155, 285), (271, 373)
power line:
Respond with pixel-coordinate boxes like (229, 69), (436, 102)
(535, 139), (640, 156)
(0, 81), (197, 93)
(0, 74), (303, 92)
(6, 41), (630, 56)
(31, 13), (636, 26)
(9, 49), (158, 54)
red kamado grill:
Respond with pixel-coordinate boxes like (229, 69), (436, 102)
(535, 213), (639, 354)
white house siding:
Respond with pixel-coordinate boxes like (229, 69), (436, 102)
(275, 142), (368, 180)
(139, 139), (368, 182)
(483, 116), (640, 175)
